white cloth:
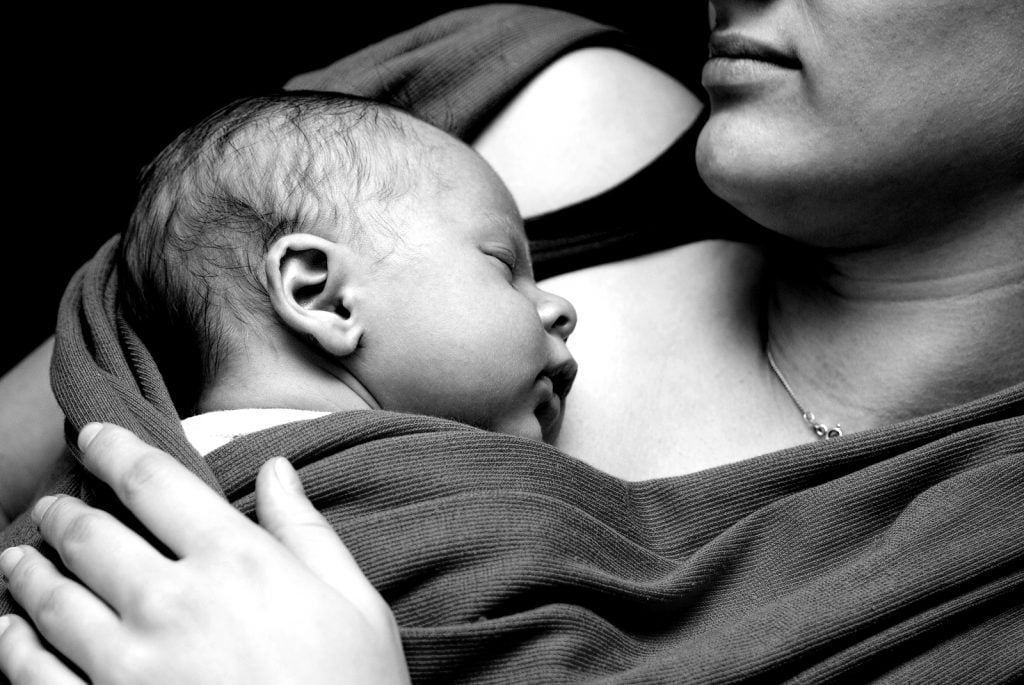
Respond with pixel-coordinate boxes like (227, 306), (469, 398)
(181, 408), (330, 456)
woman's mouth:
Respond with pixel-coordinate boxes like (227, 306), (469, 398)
(703, 33), (801, 93)
(707, 33), (800, 69)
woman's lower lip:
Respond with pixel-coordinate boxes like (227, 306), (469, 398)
(702, 57), (798, 90)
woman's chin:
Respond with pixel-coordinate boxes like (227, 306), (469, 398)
(696, 123), (838, 241)
(697, 136), (782, 225)
(698, 118), (769, 190)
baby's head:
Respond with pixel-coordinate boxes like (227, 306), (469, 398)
(121, 92), (577, 443)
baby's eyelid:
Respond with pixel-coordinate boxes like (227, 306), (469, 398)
(486, 246), (517, 271)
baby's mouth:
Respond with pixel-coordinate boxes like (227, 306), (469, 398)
(543, 358), (579, 402)
(534, 358), (578, 440)
(535, 392), (564, 441)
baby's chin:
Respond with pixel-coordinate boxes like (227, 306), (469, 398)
(486, 407), (559, 445)
(537, 400), (565, 445)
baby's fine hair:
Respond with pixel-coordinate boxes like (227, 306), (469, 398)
(120, 91), (421, 413)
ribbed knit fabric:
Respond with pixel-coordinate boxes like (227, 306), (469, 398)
(5, 237), (1021, 683)
(2, 5), (1022, 683)
(284, 4), (633, 142)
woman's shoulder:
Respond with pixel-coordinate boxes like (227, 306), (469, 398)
(472, 47), (705, 219)
(474, 47), (765, 278)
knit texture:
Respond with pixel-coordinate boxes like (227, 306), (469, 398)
(4, 236), (1021, 683)
(284, 4), (633, 142)
(2, 5), (1022, 683)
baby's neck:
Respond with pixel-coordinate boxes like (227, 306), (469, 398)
(197, 339), (376, 416)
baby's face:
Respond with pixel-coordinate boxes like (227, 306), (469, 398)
(349, 129), (578, 443)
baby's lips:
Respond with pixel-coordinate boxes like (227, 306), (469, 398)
(545, 357), (578, 400)
(535, 391), (564, 440)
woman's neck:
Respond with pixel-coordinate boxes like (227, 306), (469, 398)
(766, 203), (1024, 433)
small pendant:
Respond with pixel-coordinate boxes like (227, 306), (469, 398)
(804, 412), (842, 440)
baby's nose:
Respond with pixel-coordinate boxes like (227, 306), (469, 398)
(537, 290), (577, 341)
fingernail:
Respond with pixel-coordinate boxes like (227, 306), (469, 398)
(273, 457), (304, 495)
(31, 495), (58, 524)
(78, 422), (104, 450)
(0, 615), (11, 636)
(0, 547), (25, 576)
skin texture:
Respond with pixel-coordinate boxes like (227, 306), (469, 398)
(692, 0), (1024, 439)
(202, 114), (578, 445)
(2, 1), (1023, 680)
(334, 123), (577, 443)
(0, 339), (65, 527)
(0, 424), (411, 685)
(697, 0), (1024, 246)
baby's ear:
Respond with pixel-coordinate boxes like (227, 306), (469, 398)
(266, 233), (364, 358)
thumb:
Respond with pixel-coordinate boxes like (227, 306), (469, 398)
(255, 458), (378, 600)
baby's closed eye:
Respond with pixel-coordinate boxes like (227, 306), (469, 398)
(483, 247), (517, 275)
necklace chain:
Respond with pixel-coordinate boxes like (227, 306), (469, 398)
(766, 347), (843, 440)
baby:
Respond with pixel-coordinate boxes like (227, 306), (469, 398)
(119, 91), (578, 452)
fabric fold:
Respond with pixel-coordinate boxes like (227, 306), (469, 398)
(284, 4), (635, 142)
(2, 5), (1021, 683)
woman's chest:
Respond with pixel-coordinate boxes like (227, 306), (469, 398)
(540, 241), (813, 479)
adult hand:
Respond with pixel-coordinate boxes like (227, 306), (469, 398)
(0, 423), (411, 685)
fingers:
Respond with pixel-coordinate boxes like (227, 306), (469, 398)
(255, 458), (379, 601)
(0, 614), (86, 685)
(255, 458), (397, 640)
(30, 495), (172, 610)
(75, 423), (258, 557)
(0, 547), (121, 678)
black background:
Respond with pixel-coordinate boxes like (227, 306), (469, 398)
(5, 3), (710, 375)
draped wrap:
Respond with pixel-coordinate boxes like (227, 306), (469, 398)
(1, 233), (1020, 683)
(2, 5), (1022, 683)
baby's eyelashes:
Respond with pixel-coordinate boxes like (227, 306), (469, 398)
(483, 246), (518, 275)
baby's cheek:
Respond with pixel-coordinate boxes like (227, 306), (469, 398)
(487, 410), (544, 443)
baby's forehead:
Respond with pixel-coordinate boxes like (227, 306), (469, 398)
(482, 210), (528, 241)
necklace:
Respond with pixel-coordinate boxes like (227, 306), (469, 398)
(766, 347), (844, 440)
